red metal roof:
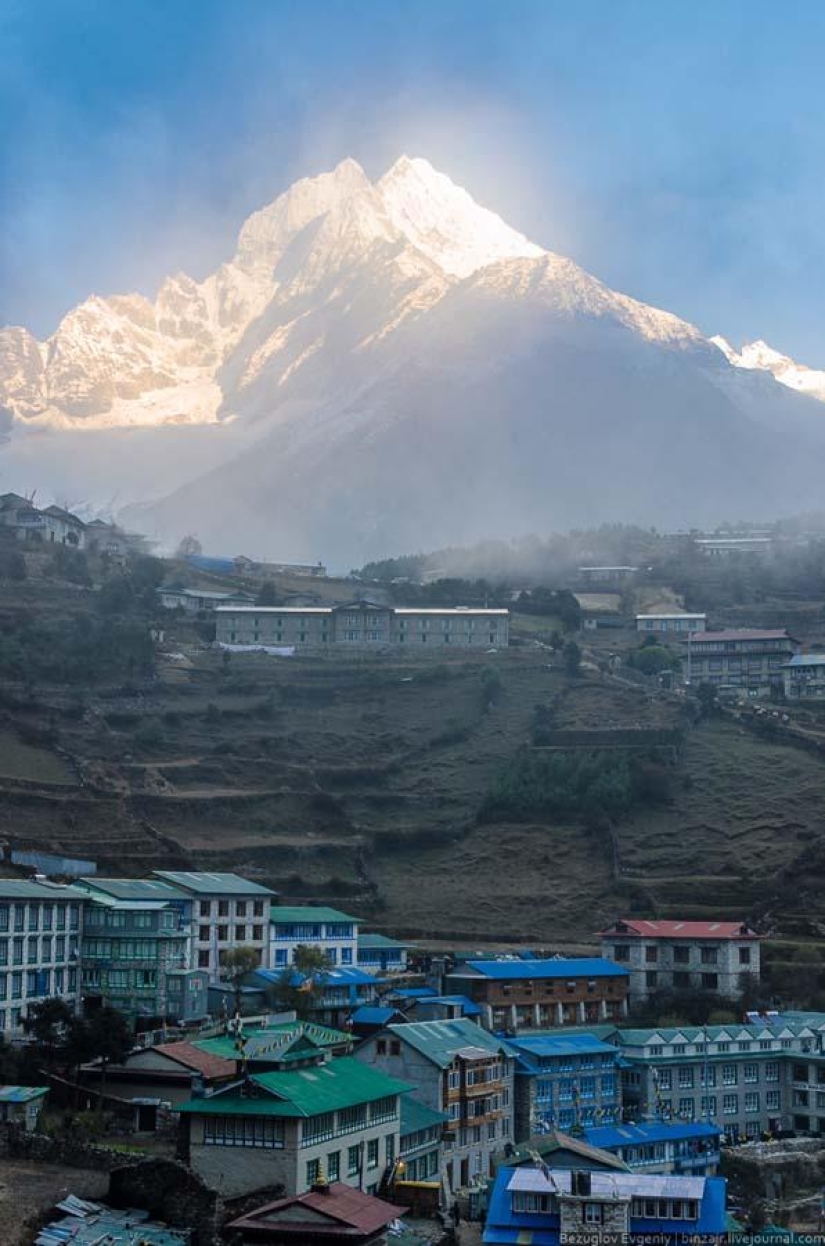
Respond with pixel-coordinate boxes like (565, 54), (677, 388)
(152, 1041), (236, 1080)
(599, 919), (760, 940)
(690, 629), (793, 643)
(228, 1182), (406, 1236)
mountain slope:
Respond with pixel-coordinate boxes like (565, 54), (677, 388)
(4, 154), (825, 559)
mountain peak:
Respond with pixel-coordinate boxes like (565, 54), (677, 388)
(377, 154), (543, 278)
(712, 335), (825, 402)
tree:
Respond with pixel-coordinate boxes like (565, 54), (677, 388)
(175, 535), (202, 559)
(220, 946), (263, 1018)
(22, 998), (75, 1066)
(269, 945), (331, 1020)
(83, 1006), (133, 1108)
(562, 640), (582, 677)
(256, 580), (279, 606)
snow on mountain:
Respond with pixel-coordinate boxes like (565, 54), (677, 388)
(712, 335), (825, 404)
(377, 155), (543, 277)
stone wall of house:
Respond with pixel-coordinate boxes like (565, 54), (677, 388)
(108, 1158), (223, 1246)
(0, 1121), (129, 1170)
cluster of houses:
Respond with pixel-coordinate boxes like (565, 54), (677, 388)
(0, 492), (149, 559)
(0, 870), (817, 1238)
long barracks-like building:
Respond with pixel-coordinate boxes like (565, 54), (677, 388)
(215, 601), (509, 651)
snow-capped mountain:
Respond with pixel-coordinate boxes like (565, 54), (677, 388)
(712, 336), (825, 404)
(3, 155), (825, 561)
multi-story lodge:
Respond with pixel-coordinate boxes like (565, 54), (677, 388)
(599, 919), (761, 1002)
(76, 878), (208, 1022)
(178, 1054), (411, 1197)
(782, 653), (825, 700)
(269, 906), (360, 970)
(443, 959), (630, 1032)
(685, 628), (799, 694)
(356, 1018), (515, 1191)
(507, 1033), (623, 1138)
(215, 602), (509, 651)
(0, 880), (83, 1036)
(636, 613), (706, 636)
(616, 1019), (823, 1142)
(153, 871), (276, 983)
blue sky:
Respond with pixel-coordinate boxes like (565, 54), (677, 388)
(3, 0), (825, 360)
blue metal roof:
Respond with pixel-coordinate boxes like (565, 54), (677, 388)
(253, 967), (379, 987)
(508, 1034), (620, 1061)
(417, 994), (482, 1016)
(351, 1005), (400, 1025)
(392, 987), (438, 999)
(462, 958), (629, 980)
(585, 1121), (722, 1149)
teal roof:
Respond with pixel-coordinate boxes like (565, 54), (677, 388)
(80, 877), (190, 902)
(153, 871), (275, 896)
(358, 933), (410, 949)
(0, 881), (85, 900)
(613, 1021), (816, 1046)
(179, 1056), (411, 1118)
(270, 905), (359, 924)
(387, 1019), (509, 1068)
(195, 1021), (350, 1060)
(400, 1094), (448, 1136)
(0, 1085), (48, 1103)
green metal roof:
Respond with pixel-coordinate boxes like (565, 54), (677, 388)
(270, 905), (359, 924)
(387, 1019), (509, 1068)
(400, 1093), (448, 1136)
(179, 1057), (411, 1118)
(80, 877), (190, 902)
(153, 871), (276, 896)
(0, 1085), (48, 1103)
(0, 880), (85, 900)
(358, 933), (410, 949)
(195, 1021), (350, 1060)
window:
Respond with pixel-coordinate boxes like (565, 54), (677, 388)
(673, 972), (690, 989)
(347, 1145), (361, 1176)
(303, 1113), (335, 1145)
(236, 901), (247, 917)
(702, 973), (718, 990)
(646, 971), (658, 988)
(656, 1069), (672, 1091)
(202, 1116), (284, 1148)
(390, 1040), (401, 1056)
(673, 946), (690, 964)
(584, 1204), (603, 1225)
(200, 901), (210, 917)
(700, 947), (718, 964)
(723, 1094), (738, 1115)
(744, 1063), (758, 1083)
(235, 925), (246, 941)
(218, 926), (228, 942)
(199, 925), (210, 941)
(367, 1138), (379, 1168)
(613, 945), (630, 962)
(645, 945), (658, 963)
(377, 1039), (387, 1055)
(327, 1151), (340, 1182)
(722, 1065), (737, 1086)
(766, 1090), (780, 1111)
(739, 947), (751, 964)
(678, 1067), (694, 1089)
(306, 1158), (321, 1185)
(198, 950), (209, 968)
(678, 1098), (693, 1120)
(253, 900), (265, 917)
(745, 1092), (760, 1114)
(218, 900), (229, 918)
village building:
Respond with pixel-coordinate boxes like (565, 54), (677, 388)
(81, 1041), (237, 1128)
(225, 1182), (404, 1246)
(0, 1085), (49, 1130)
(157, 586), (254, 612)
(695, 535), (772, 558)
(577, 566), (638, 584)
(178, 1055), (411, 1197)
(483, 1164), (727, 1245)
(636, 612), (706, 635)
(355, 1018), (515, 1191)
(615, 1020), (822, 1142)
(233, 554), (327, 579)
(0, 880), (83, 1037)
(269, 906), (360, 970)
(195, 1018), (353, 1069)
(357, 934), (410, 975)
(583, 1120), (722, 1176)
(397, 1093), (446, 1186)
(153, 871), (276, 983)
(685, 628), (799, 694)
(215, 602), (509, 651)
(443, 958), (630, 1032)
(40, 504), (86, 547)
(250, 966), (381, 1029)
(76, 878), (208, 1023)
(782, 653), (825, 700)
(84, 518), (152, 559)
(505, 1033), (623, 1139)
(598, 918), (761, 1002)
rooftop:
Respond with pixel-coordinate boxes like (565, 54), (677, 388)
(350, 1005), (404, 1026)
(149, 1042), (236, 1081)
(226, 1182), (406, 1237)
(0, 880), (85, 901)
(179, 1056), (411, 1118)
(600, 919), (760, 940)
(585, 1121), (722, 1150)
(152, 870), (276, 896)
(357, 933), (410, 949)
(0, 1085), (48, 1103)
(400, 1093), (448, 1136)
(507, 1034), (622, 1063)
(456, 957), (629, 980)
(195, 1021), (350, 1060)
(270, 905), (359, 925)
(784, 654), (825, 667)
(80, 877), (191, 902)
(254, 966), (378, 988)
(385, 1018), (509, 1068)
(636, 612), (706, 620)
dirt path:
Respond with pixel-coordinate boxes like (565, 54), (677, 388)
(0, 1159), (109, 1245)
